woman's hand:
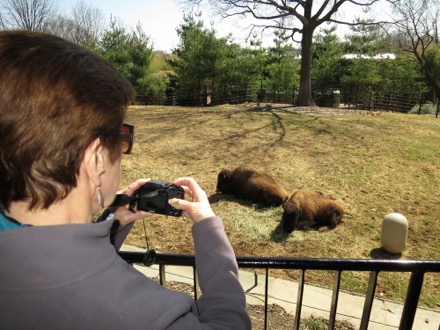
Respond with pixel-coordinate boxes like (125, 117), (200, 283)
(168, 177), (215, 223)
(112, 178), (152, 226)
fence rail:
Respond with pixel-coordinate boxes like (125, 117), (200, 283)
(135, 88), (428, 114)
(119, 251), (440, 330)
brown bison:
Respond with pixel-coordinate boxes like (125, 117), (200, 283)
(282, 189), (344, 233)
(216, 166), (288, 207)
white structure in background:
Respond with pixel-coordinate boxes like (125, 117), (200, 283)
(342, 53), (396, 59)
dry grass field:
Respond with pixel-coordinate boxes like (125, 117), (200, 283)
(120, 103), (440, 310)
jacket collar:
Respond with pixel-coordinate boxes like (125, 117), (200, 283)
(0, 216), (118, 290)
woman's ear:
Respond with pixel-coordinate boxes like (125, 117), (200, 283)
(82, 138), (105, 186)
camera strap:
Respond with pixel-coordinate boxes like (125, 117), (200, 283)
(107, 195), (158, 267)
(110, 190), (162, 207)
(109, 194), (133, 207)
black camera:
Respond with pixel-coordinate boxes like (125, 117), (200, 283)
(129, 180), (184, 217)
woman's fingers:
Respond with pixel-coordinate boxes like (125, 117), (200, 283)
(174, 177), (208, 201)
(170, 177), (215, 222)
(113, 208), (151, 226)
(117, 178), (150, 196)
(112, 179), (152, 225)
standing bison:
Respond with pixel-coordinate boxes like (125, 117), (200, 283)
(282, 189), (344, 233)
(216, 166), (288, 207)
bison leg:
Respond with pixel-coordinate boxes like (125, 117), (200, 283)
(281, 211), (299, 233)
(296, 217), (316, 231)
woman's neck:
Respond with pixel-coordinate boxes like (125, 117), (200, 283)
(6, 189), (93, 226)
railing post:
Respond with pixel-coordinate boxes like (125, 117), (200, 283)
(329, 270), (342, 329)
(159, 264), (166, 287)
(399, 271), (424, 330)
(193, 267), (198, 301)
(294, 269), (305, 330)
(360, 271), (378, 330)
(264, 268), (269, 330)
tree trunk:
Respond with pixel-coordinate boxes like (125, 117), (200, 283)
(295, 27), (316, 106)
(436, 97), (439, 118)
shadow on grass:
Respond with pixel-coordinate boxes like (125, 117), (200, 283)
(370, 247), (402, 259)
(270, 221), (290, 242)
(208, 193), (280, 211)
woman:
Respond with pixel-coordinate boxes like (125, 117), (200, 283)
(0, 31), (251, 329)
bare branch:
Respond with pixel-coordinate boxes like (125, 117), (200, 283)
(391, 0), (440, 95)
(1, 0), (57, 31)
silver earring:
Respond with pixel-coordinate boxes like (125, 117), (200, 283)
(97, 187), (104, 208)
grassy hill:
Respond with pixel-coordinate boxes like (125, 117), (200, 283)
(121, 103), (440, 309)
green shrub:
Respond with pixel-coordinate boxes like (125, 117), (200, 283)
(409, 101), (437, 114)
(301, 315), (326, 330)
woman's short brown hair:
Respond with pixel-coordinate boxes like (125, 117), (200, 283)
(0, 31), (135, 210)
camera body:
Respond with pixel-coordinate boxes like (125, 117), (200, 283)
(130, 180), (184, 217)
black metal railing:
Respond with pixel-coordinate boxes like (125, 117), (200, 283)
(119, 251), (440, 330)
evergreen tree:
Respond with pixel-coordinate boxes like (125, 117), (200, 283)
(312, 27), (344, 92)
(170, 14), (230, 105)
(264, 32), (300, 103)
(98, 20), (154, 95)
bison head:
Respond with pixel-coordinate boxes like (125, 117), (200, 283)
(281, 198), (300, 233)
(216, 169), (234, 194)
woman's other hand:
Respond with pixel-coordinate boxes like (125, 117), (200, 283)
(169, 177), (215, 223)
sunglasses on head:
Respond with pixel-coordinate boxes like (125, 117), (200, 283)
(120, 123), (134, 154)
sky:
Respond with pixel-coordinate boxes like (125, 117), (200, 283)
(56, 0), (391, 53)
(57, 0), (238, 52)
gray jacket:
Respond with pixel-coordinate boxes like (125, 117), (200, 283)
(0, 215), (251, 329)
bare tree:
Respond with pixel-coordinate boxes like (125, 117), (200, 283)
(45, 15), (82, 41)
(179, 0), (391, 106)
(392, 0), (440, 115)
(0, 13), (5, 29)
(45, 1), (105, 47)
(1, 0), (57, 31)
(70, 0), (105, 44)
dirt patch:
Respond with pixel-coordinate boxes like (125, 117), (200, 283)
(166, 281), (355, 329)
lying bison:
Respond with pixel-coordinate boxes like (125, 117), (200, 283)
(216, 165), (288, 207)
(282, 189), (344, 233)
